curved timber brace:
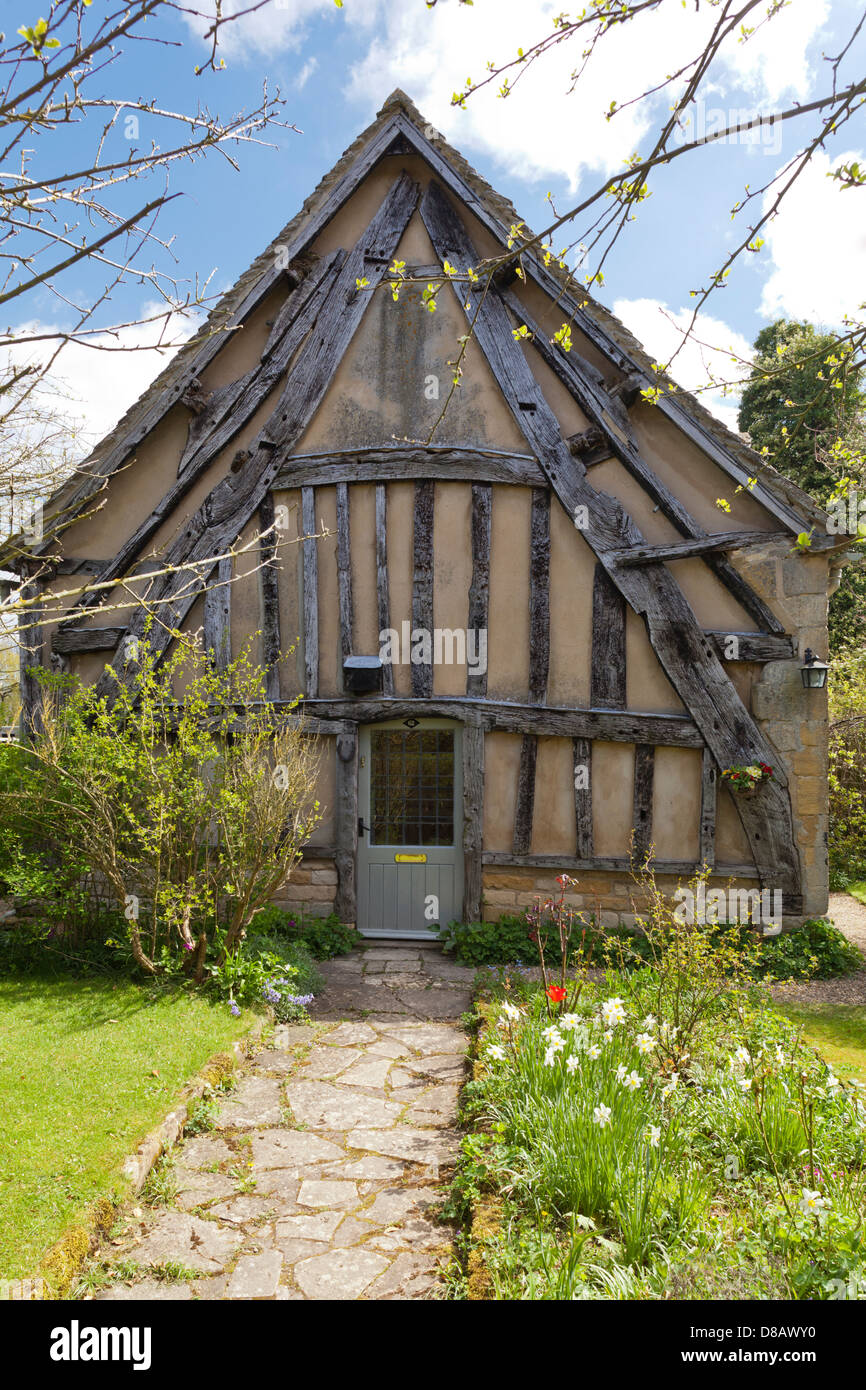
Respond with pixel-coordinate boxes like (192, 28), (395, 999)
(89, 172), (421, 704)
(419, 179), (800, 897)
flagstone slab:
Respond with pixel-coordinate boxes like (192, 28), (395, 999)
(336, 1155), (406, 1182)
(406, 1085), (461, 1127)
(297, 1180), (359, 1211)
(97, 1280), (193, 1301)
(346, 1127), (460, 1167)
(226, 1250), (282, 1300)
(250, 1050), (304, 1076)
(332, 1215), (377, 1248)
(207, 1195), (278, 1226)
(302, 1045), (364, 1079)
(294, 1247), (389, 1301)
(337, 1056), (393, 1089)
(322, 1022), (378, 1047)
(382, 1024), (469, 1055)
(122, 1212), (243, 1273)
(250, 1170), (300, 1204)
(285, 1079), (401, 1130)
(366, 1252), (441, 1300)
(396, 989), (473, 1019)
(251, 1128), (344, 1170)
(363, 1187), (439, 1227)
(403, 1055), (466, 1081)
(214, 1076), (284, 1131)
(367, 1038), (412, 1059)
(274, 1237), (330, 1264)
(175, 1171), (238, 1212)
(272, 1024), (317, 1047)
(175, 1136), (234, 1170)
(275, 1210), (344, 1242)
(368, 1217), (449, 1254)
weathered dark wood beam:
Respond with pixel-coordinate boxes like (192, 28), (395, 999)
(412, 479), (434, 698)
(375, 484), (394, 697)
(203, 556), (232, 671)
(51, 625), (125, 655)
(419, 180), (798, 894)
(466, 483), (491, 698)
(296, 696), (704, 746)
(573, 736), (593, 859)
(19, 579), (44, 739)
(482, 851), (760, 880)
(590, 563), (626, 708)
(497, 285), (786, 635)
(335, 481), (354, 688)
(301, 486), (318, 698)
(92, 173), (420, 704)
(258, 493), (281, 700)
(334, 726), (358, 924)
(462, 719), (485, 923)
(700, 746), (717, 870)
(274, 446), (546, 489)
(514, 488), (550, 856)
(611, 530), (789, 568)
(707, 631), (797, 663)
(632, 744), (655, 862)
(58, 252), (345, 623)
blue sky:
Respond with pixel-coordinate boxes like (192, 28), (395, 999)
(13, 0), (866, 441)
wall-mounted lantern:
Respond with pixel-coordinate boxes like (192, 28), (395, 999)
(800, 648), (829, 690)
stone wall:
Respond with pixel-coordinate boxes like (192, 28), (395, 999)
(741, 540), (832, 921)
(272, 857), (337, 918)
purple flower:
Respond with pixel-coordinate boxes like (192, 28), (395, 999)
(288, 993), (315, 1007)
(229, 1001), (240, 1017)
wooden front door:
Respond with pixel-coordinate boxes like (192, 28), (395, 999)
(357, 719), (463, 939)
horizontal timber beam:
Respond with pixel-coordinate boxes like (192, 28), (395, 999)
(273, 446), (546, 489)
(707, 631), (797, 663)
(482, 852), (760, 880)
(51, 625), (125, 654)
(610, 530), (789, 567)
(291, 697), (704, 747)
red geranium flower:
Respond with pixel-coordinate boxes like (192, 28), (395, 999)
(547, 985), (567, 1003)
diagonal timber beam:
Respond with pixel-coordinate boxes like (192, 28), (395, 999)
(94, 172), (421, 703)
(61, 250), (345, 626)
(497, 285), (785, 635)
(419, 179), (799, 894)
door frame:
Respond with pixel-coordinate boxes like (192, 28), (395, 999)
(356, 717), (464, 939)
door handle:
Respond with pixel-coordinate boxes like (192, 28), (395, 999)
(358, 817), (371, 837)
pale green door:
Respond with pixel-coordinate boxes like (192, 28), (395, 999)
(357, 719), (463, 939)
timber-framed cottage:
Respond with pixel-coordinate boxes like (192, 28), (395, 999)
(10, 91), (844, 935)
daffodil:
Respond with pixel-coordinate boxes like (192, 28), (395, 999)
(593, 1103), (612, 1127)
(500, 1001), (521, 1023)
(734, 1045), (751, 1066)
(560, 1013), (581, 1031)
(800, 1188), (831, 1216)
(566, 1055), (580, 1074)
(647, 1125), (661, 1148)
(587, 1044), (601, 1060)
(486, 1044), (505, 1061)
(600, 997), (626, 1028)
(662, 1072), (679, 1094)
(623, 1070), (642, 1093)
(616, 1063), (627, 1082)
(642, 1015), (657, 1031)
(636, 1033), (656, 1055)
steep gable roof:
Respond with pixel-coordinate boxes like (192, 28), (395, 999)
(24, 87), (826, 557)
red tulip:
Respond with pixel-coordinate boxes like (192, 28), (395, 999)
(547, 985), (567, 1003)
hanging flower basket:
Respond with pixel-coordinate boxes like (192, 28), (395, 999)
(721, 762), (774, 797)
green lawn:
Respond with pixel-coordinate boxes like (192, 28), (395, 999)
(847, 881), (866, 908)
(0, 976), (254, 1281)
(776, 1001), (866, 1085)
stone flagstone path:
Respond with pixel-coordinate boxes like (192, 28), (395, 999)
(93, 945), (475, 1301)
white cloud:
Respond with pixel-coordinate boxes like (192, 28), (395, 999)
(295, 56), (319, 90)
(612, 297), (755, 429)
(759, 148), (866, 326)
(4, 306), (199, 460)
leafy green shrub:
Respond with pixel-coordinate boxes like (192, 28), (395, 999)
(0, 636), (321, 979)
(756, 918), (863, 980)
(829, 647), (866, 886)
(435, 913), (650, 969)
(248, 906), (357, 960)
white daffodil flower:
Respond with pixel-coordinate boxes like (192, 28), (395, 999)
(593, 1103), (613, 1128)
(647, 1125), (661, 1148)
(800, 1189), (831, 1215)
(587, 1044), (601, 1060)
(486, 1044), (505, 1061)
(600, 997), (626, 1028)
(623, 1070), (642, 1092)
(636, 1033), (656, 1055)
